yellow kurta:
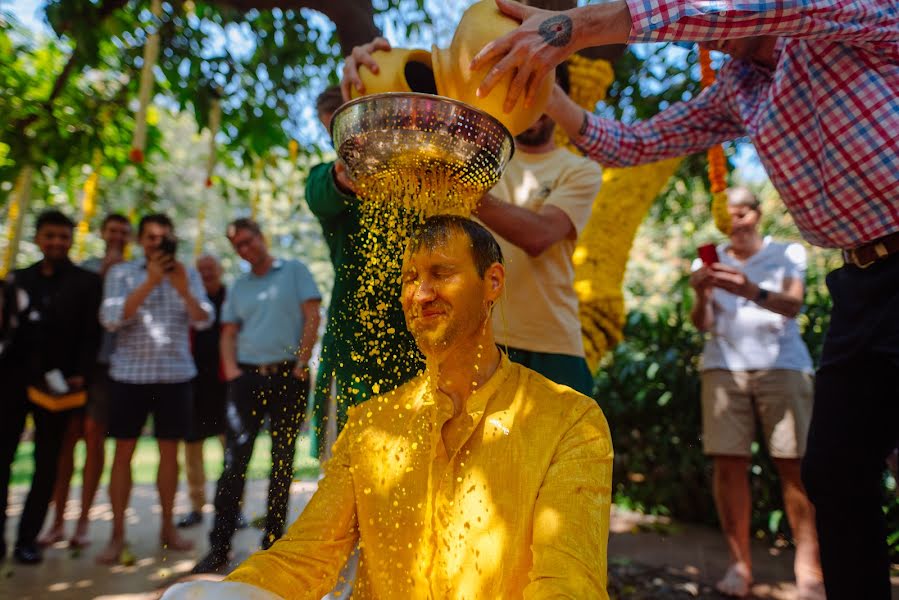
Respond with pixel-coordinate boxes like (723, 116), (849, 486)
(227, 355), (613, 599)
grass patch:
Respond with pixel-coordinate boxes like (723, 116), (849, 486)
(11, 433), (320, 487)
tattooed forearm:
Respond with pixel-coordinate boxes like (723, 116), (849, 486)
(538, 15), (573, 48)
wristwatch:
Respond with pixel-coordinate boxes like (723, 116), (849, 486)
(754, 287), (770, 304)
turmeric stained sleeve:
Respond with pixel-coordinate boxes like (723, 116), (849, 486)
(523, 402), (614, 600)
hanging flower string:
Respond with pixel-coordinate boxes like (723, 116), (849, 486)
(195, 92), (222, 257)
(250, 157), (263, 221)
(130, 0), (163, 164)
(699, 47), (732, 235)
(76, 149), (103, 261)
(205, 92), (221, 188)
(1, 166), (34, 278)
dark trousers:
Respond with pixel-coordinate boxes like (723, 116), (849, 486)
(209, 365), (308, 553)
(0, 381), (71, 551)
(801, 253), (899, 599)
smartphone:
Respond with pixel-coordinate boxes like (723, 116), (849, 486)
(158, 235), (178, 272)
(698, 243), (720, 266)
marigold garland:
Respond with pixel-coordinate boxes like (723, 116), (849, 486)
(561, 54), (683, 370)
(700, 47), (732, 235)
(75, 149), (103, 261)
(1, 166), (33, 277)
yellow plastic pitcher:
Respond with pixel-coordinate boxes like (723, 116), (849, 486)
(350, 48), (438, 99)
(432, 0), (553, 135)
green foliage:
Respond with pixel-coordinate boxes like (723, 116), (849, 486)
(0, 11), (159, 203)
(595, 279), (713, 522)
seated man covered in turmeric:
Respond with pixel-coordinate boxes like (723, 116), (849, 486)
(165, 215), (613, 599)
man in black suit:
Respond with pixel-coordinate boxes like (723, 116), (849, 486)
(0, 210), (102, 564)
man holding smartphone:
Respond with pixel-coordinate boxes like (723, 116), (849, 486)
(98, 213), (212, 564)
(689, 188), (821, 597)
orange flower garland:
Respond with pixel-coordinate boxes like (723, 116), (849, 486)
(700, 47), (731, 235)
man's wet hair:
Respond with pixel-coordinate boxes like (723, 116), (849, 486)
(407, 215), (503, 278)
(35, 210), (75, 232)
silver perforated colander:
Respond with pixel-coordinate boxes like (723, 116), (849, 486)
(330, 92), (514, 211)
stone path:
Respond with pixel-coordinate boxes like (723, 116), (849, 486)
(2, 480), (897, 599)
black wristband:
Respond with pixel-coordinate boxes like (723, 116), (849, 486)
(754, 287), (769, 304)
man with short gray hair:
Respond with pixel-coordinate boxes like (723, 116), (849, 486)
(192, 218), (321, 573)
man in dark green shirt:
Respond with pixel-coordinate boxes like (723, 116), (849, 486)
(306, 86), (421, 457)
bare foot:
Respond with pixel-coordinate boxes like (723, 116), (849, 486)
(69, 521), (91, 548)
(797, 579), (826, 600)
(160, 531), (194, 552)
(716, 563), (753, 598)
(96, 539), (127, 565)
(37, 525), (65, 547)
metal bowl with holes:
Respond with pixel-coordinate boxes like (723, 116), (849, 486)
(330, 92), (514, 210)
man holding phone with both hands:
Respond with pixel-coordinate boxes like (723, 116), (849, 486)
(689, 188), (820, 598)
(98, 213), (213, 564)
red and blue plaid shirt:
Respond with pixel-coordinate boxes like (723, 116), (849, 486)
(575, 0), (899, 249)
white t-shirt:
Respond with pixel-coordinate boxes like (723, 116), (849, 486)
(692, 237), (813, 373)
(486, 148), (602, 357)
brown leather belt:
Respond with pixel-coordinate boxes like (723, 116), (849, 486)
(238, 361), (294, 376)
(842, 231), (899, 269)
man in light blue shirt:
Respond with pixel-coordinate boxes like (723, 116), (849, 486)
(193, 217), (321, 573)
(97, 213), (212, 565)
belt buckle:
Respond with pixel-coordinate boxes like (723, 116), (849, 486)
(843, 242), (887, 269)
(843, 249), (871, 268)
(258, 364), (272, 376)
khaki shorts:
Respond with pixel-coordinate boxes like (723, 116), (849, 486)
(701, 369), (813, 459)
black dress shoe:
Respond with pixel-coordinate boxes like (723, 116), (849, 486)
(190, 549), (229, 574)
(176, 510), (203, 528)
(13, 543), (42, 565)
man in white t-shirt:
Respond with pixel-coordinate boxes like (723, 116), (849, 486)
(473, 63), (602, 395)
(689, 188), (823, 598)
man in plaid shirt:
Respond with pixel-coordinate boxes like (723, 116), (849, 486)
(472, 0), (898, 597)
(98, 213), (213, 564)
